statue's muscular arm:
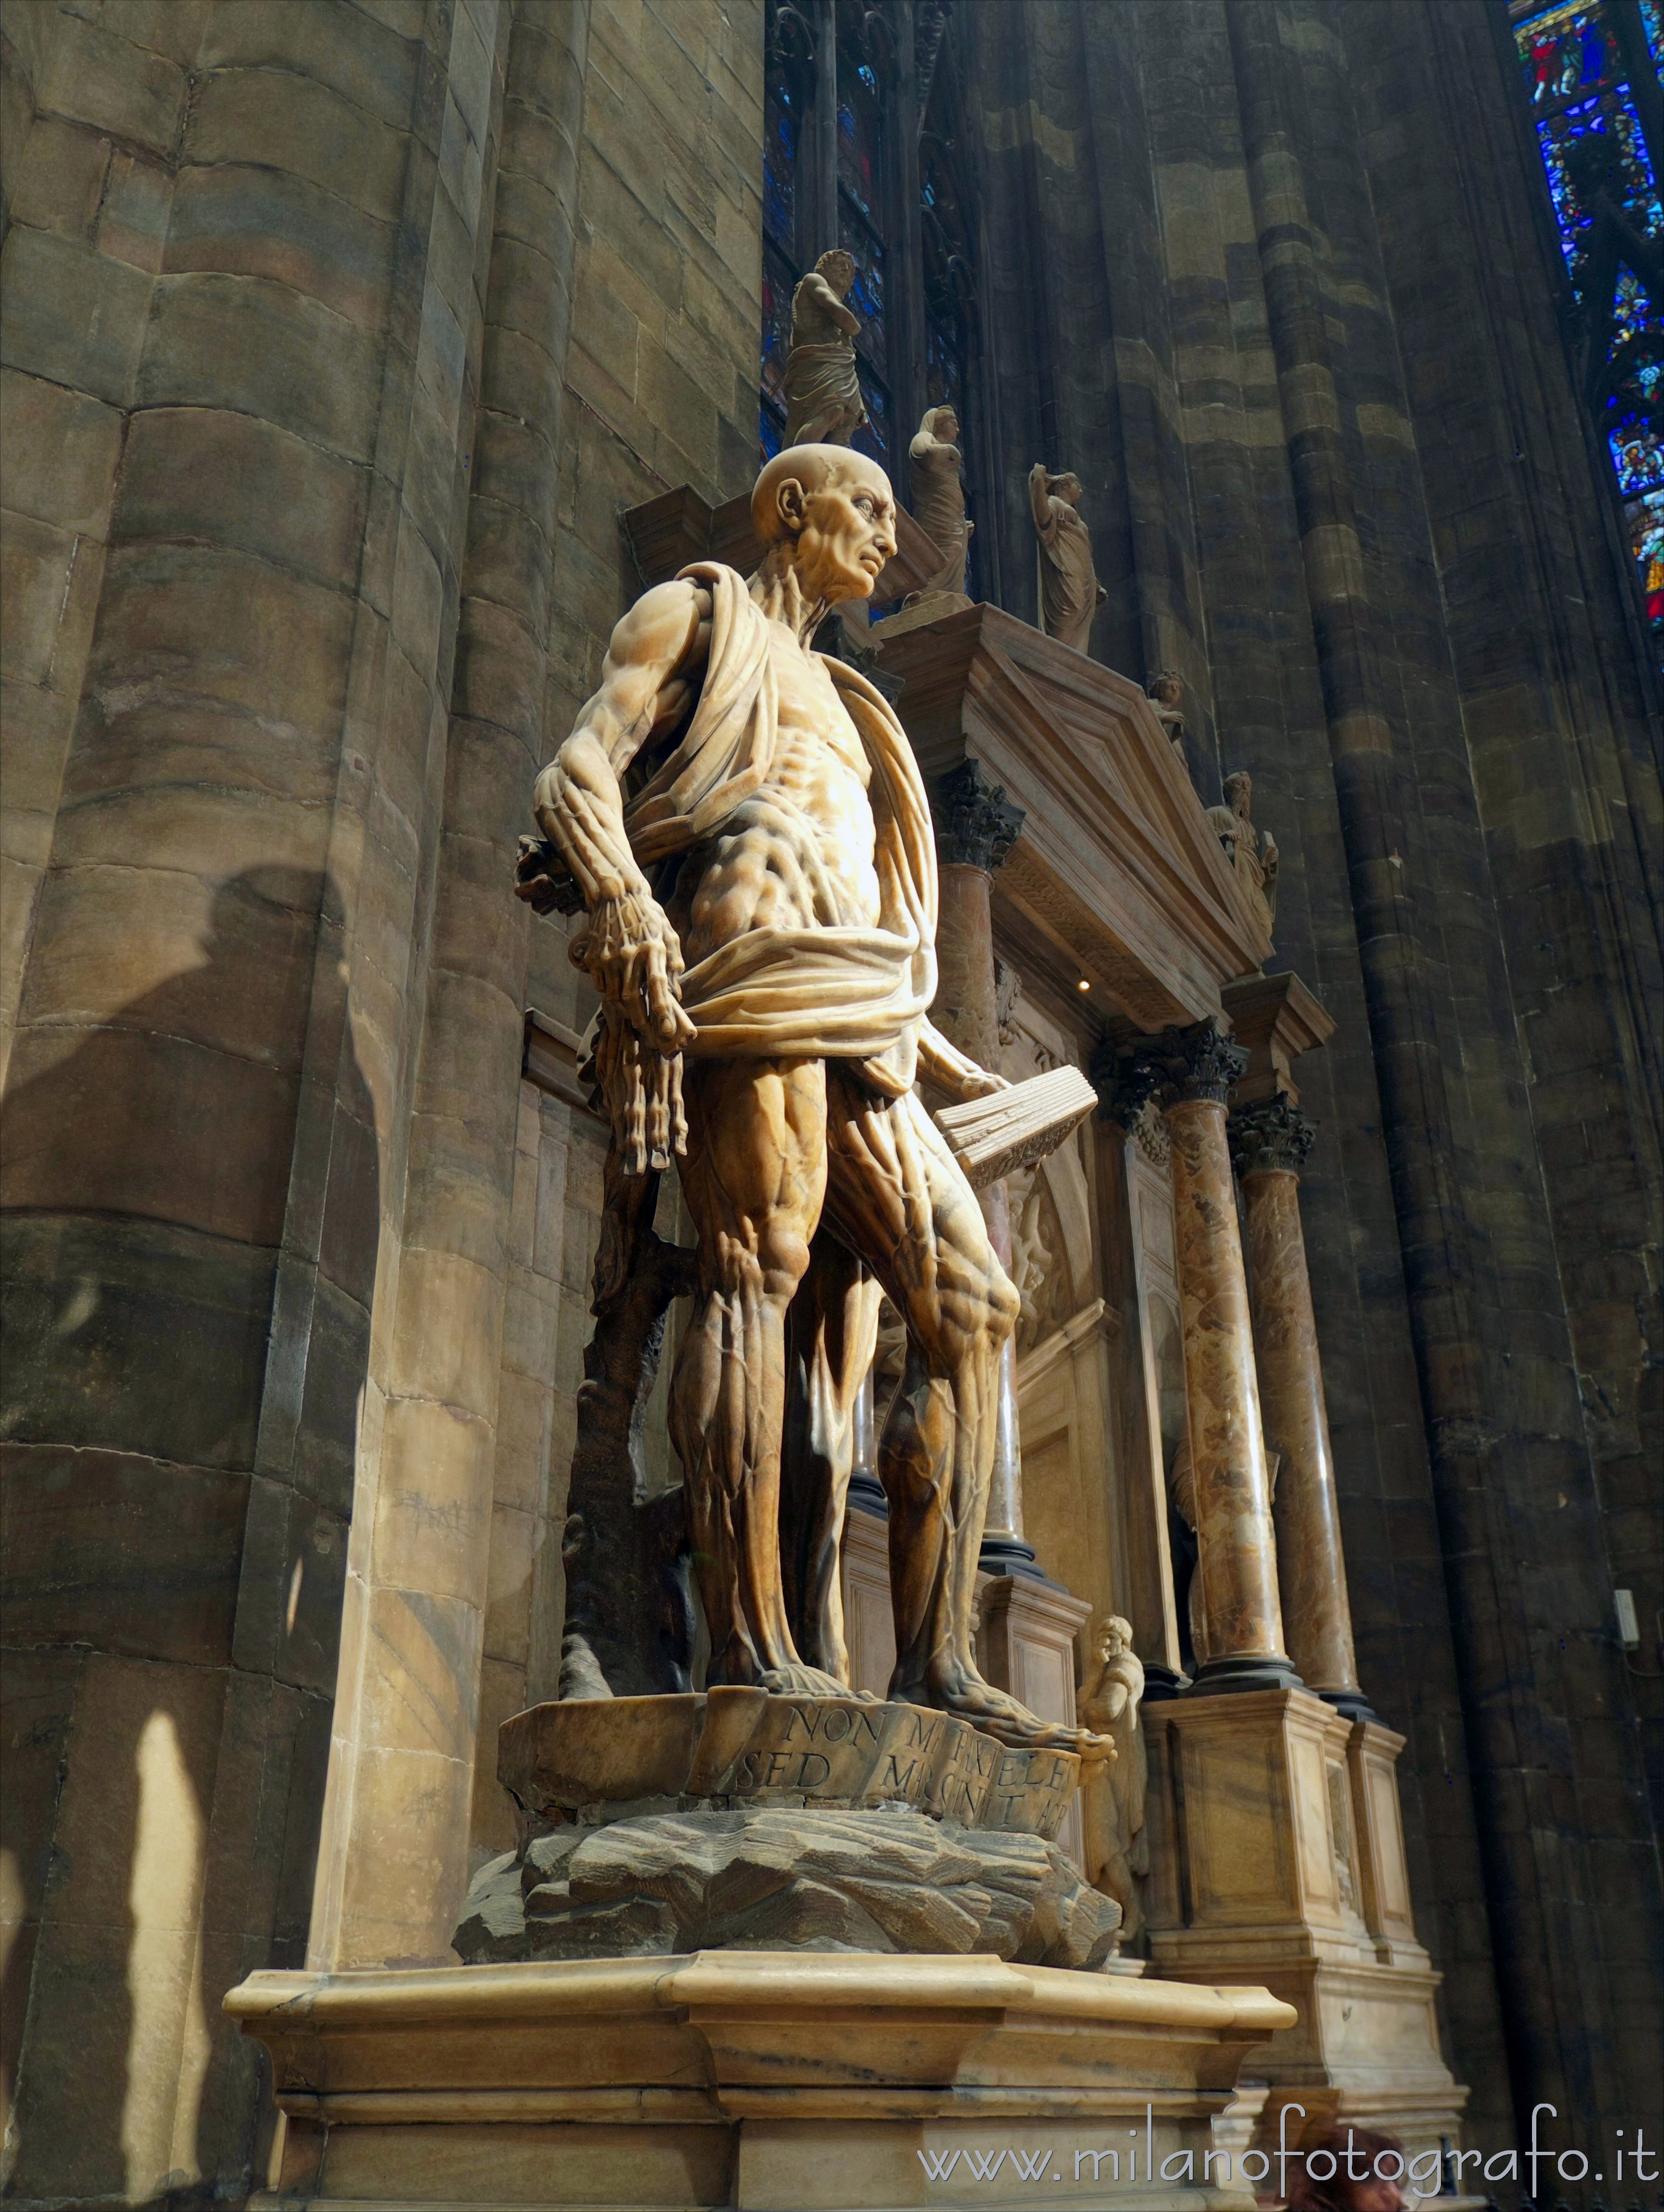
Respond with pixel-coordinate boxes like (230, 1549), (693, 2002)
(802, 270), (860, 336)
(532, 579), (712, 1049)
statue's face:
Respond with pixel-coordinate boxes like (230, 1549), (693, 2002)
(820, 251), (856, 297)
(936, 408), (959, 444)
(1055, 472), (1083, 505)
(776, 457), (898, 605)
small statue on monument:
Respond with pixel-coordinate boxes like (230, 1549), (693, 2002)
(907, 404), (973, 602)
(1146, 670), (1188, 765)
(782, 248), (867, 448)
(1207, 769), (1279, 938)
(1079, 1615), (1148, 1944)
(1029, 461), (1106, 653)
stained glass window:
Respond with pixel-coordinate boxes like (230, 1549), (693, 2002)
(764, 81), (797, 253)
(1513, 0), (1664, 646)
(921, 131), (975, 596)
(757, 0), (980, 517)
(761, 239), (796, 458)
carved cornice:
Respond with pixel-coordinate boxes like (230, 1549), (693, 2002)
(1229, 1096), (1317, 1177)
(933, 759), (1024, 873)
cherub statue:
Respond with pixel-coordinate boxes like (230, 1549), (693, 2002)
(1029, 462), (1106, 653)
(908, 404), (972, 600)
(782, 248), (867, 448)
(1146, 670), (1187, 764)
(1206, 769), (1279, 938)
(1079, 1615), (1148, 1942)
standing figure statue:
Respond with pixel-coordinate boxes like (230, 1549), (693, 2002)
(527, 443), (1096, 1754)
(1207, 769), (1279, 938)
(1029, 461), (1106, 653)
(908, 404), (973, 600)
(1079, 1615), (1148, 1943)
(782, 249), (867, 448)
(1146, 670), (1188, 766)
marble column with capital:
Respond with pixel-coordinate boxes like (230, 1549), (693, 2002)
(1229, 1098), (1371, 1719)
(928, 760), (1040, 1579)
(1158, 1019), (1300, 1692)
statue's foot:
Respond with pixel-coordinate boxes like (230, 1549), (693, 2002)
(911, 1660), (1113, 1762)
(758, 1661), (877, 1703)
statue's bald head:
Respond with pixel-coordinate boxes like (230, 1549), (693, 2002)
(748, 445), (898, 610)
(752, 444), (893, 545)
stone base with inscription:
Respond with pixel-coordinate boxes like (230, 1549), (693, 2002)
(459, 1690), (1122, 1973)
(498, 1688), (1087, 1836)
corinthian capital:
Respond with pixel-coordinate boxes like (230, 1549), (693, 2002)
(933, 760), (1025, 873)
(1165, 1015), (1247, 1105)
(1229, 1096), (1317, 1176)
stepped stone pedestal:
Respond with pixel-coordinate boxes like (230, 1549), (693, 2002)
(1144, 1688), (1467, 2155)
(228, 1952), (1294, 2212)
(226, 1686), (1299, 2212)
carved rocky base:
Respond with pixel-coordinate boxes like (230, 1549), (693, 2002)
(456, 1805), (1122, 1972)
(228, 1952), (1296, 2212)
(475, 1690), (1121, 1972)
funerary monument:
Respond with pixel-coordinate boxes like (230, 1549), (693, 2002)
(1, 4), (1656, 2206)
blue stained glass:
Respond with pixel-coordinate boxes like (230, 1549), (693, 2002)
(1516, 0), (1663, 638)
(760, 241), (796, 410)
(760, 402), (783, 462)
(764, 102), (796, 248)
(852, 371), (889, 468)
(837, 52), (882, 221)
(839, 189), (887, 373)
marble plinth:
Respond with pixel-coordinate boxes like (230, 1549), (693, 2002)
(227, 1951), (1296, 2212)
(499, 1690), (1084, 1840)
(1144, 1689), (1466, 2158)
(977, 1577), (1095, 1872)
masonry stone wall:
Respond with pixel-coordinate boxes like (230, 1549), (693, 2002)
(0, 0), (760, 2199)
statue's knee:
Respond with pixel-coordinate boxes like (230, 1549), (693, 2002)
(752, 1220), (813, 1304)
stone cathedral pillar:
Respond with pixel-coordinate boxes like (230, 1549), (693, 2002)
(1230, 1099), (1370, 1717)
(1162, 1020), (1300, 1691)
(928, 761), (1038, 1577)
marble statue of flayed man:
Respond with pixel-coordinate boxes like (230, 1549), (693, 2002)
(1029, 461), (1106, 653)
(782, 249), (867, 448)
(526, 443), (1094, 1754)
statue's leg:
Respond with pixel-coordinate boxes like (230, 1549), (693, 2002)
(669, 1053), (845, 1695)
(822, 1072), (1093, 1751)
(780, 1232), (883, 1682)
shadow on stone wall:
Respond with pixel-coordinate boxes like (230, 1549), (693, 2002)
(0, 866), (380, 2204)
